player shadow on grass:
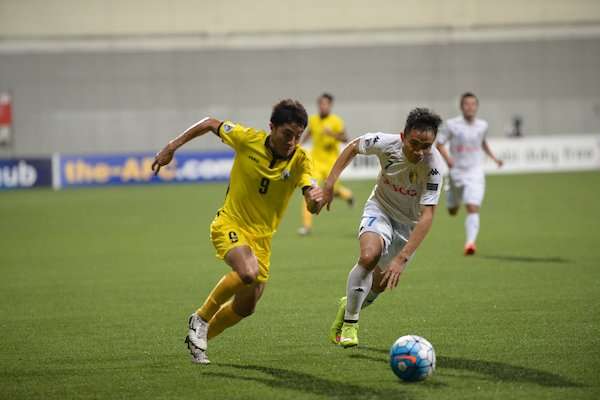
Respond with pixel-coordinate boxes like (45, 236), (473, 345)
(479, 254), (571, 264)
(203, 363), (413, 400)
(355, 346), (582, 388)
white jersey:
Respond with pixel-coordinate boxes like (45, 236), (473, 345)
(357, 133), (444, 226)
(437, 116), (488, 183)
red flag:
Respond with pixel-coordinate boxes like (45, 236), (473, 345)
(0, 93), (12, 126)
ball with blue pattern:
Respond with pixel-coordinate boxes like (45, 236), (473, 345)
(389, 335), (436, 382)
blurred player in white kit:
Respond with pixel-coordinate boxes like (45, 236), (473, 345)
(435, 92), (503, 255)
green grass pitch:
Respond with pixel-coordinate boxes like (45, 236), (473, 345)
(1, 171), (599, 399)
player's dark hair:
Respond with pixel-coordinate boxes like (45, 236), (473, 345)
(270, 99), (308, 128)
(319, 93), (334, 103)
(404, 108), (442, 137)
(460, 92), (478, 108)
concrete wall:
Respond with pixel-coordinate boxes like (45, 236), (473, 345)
(2, 0), (600, 37)
(1, 36), (599, 156)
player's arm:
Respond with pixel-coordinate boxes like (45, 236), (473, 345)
(300, 128), (312, 145)
(152, 117), (221, 175)
(322, 138), (360, 210)
(336, 129), (350, 143)
(381, 205), (436, 289)
(482, 140), (503, 167)
(322, 128), (349, 142)
(435, 122), (453, 168)
(435, 143), (454, 169)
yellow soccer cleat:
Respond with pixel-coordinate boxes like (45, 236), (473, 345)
(339, 322), (359, 348)
(329, 297), (347, 344)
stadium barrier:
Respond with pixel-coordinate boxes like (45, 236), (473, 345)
(342, 134), (600, 179)
(55, 151), (233, 189)
(1, 134), (598, 190)
(0, 158), (53, 190)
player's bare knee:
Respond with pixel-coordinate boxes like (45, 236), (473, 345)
(238, 268), (258, 284)
(235, 261), (258, 284)
(359, 249), (380, 270)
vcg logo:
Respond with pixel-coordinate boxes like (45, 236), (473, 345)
(0, 160), (38, 188)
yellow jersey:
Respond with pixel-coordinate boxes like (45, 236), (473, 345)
(216, 120), (314, 237)
(308, 113), (345, 170)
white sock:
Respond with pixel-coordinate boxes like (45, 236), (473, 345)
(344, 264), (373, 321)
(361, 290), (380, 309)
(465, 213), (480, 244)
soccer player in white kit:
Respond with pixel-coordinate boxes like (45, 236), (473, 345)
(321, 108), (444, 347)
(435, 93), (503, 255)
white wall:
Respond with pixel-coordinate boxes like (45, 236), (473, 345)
(1, 37), (599, 157)
(1, 0), (600, 37)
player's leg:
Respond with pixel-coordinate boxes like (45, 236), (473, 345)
(464, 203), (480, 255)
(361, 266), (386, 308)
(463, 181), (485, 255)
(187, 245), (258, 363)
(446, 179), (462, 216)
(338, 232), (383, 347)
(207, 281), (265, 339)
(298, 198), (313, 236)
(334, 182), (355, 207)
(330, 199), (392, 346)
(345, 232), (383, 319)
(362, 223), (412, 309)
(196, 245), (258, 320)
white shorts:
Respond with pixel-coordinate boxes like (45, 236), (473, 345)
(446, 176), (485, 208)
(358, 198), (414, 271)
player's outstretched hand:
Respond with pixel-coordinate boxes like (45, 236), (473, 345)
(306, 186), (324, 214)
(152, 144), (175, 176)
(496, 159), (504, 168)
(381, 257), (408, 290)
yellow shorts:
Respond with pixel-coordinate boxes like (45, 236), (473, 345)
(210, 212), (272, 283)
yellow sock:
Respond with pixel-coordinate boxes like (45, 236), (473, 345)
(302, 199), (313, 229)
(207, 300), (244, 340)
(334, 185), (353, 201)
(196, 271), (243, 322)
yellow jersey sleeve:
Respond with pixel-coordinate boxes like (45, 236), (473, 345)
(218, 120), (253, 150)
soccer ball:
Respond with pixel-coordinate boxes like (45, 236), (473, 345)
(389, 335), (436, 382)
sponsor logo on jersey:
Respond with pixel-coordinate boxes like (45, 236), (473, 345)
(454, 144), (480, 153)
(409, 170), (417, 184)
(426, 183), (438, 191)
(383, 177), (418, 196)
(222, 123), (234, 134)
(428, 168), (439, 176)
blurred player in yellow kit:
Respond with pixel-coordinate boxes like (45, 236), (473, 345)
(298, 93), (354, 235)
(152, 100), (323, 364)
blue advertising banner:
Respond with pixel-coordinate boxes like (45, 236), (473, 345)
(0, 158), (53, 190)
(58, 151), (234, 188)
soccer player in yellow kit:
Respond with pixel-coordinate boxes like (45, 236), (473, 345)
(152, 100), (323, 364)
(298, 93), (354, 235)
